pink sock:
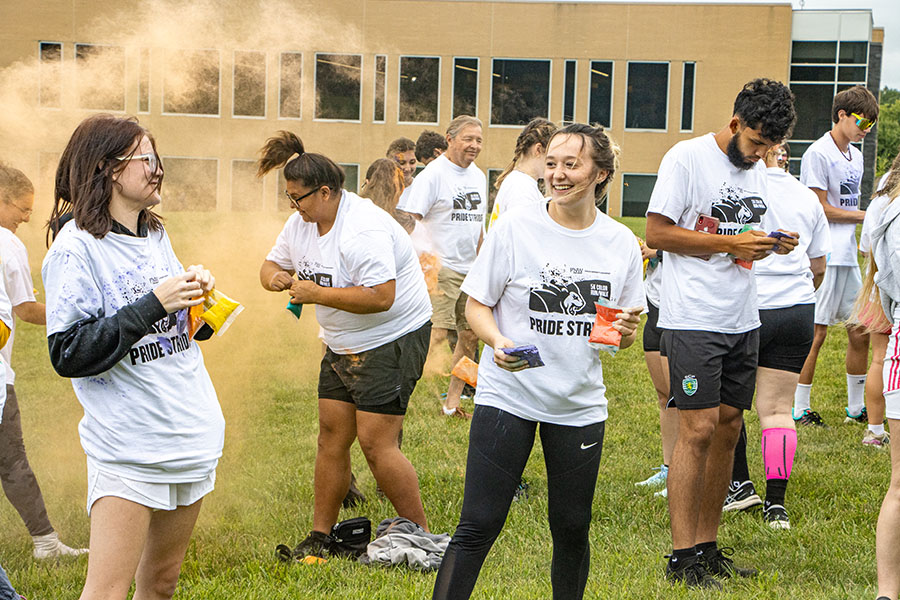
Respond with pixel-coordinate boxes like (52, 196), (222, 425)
(761, 427), (797, 480)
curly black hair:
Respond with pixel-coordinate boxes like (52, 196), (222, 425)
(732, 78), (796, 143)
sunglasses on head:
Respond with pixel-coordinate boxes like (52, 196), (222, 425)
(851, 112), (875, 131)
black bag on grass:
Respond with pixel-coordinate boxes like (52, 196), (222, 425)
(330, 516), (371, 558)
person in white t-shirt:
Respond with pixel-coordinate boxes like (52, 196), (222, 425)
(432, 123), (644, 600)
(396, 116), (487, 419)
(486, 117), (556, 231)
(386, 137), (417, 188)
(724, 142), (830, 530)
(645, 78), (798, 589)
(794, 86), (880, 427)
(258, 132), (433, 559)
(42, 115), (225, 600)
(0, 163), (88, 560)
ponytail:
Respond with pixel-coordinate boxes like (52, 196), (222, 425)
(257, 131), (344, 192)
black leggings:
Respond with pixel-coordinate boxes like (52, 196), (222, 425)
(432, 405), (605, 600)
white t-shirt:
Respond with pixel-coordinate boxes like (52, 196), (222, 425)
(800, 132), (864, 266)
(646, 133), (769, 333)
(488, 170), (544, 230)
(396, 154), (486, 274)
(755, 167), (832, 310)
(461, 202), (644, 426)
(41, 223), (224, 482)
(644, 259), (662, 308)
(267, 190), (432, 354)
(0, 228), (37, 384)
(0, 273), (11, 420)
(860, 174), (892, 254)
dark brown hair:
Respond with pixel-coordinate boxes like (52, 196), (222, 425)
(415, 130), (447, 162)
(832, 85), (879, 123)
(256, 131), (344, 193)
(49, 114), (163, 244)
(0, 162), (34, 204)
(494, 117), (557, 190)
(548, 123), (620, 200)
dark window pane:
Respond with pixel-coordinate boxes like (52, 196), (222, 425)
(164, 49), (220, 115)
(315, 53), (361, 120)
(399, 56), (439, 123)
(75, 44), (125, 111)
(681, 62), (695, 131)
(789, 84), (835, 140)
(491, 59), (550, 126)
(791, 41), (837, 63)
(233, 50), (266, 117)
(589, 60), (613, 128)
(279, 52), (302, 118)
(838, 66), (867, 82)
(790, 65), (836, 82)
(626, 62), (668, 130)
(162, 158), (217, 212)
(788, 158), (801, 177)
(623, 174), (657, 217)
(839, 41), (868, 64)
(39, 42), (62, 108)
(453, 58), (478, 118)
(487, 169), (501, 216)
(340, 164), (359, 193)
(374, 55), (386, 121)
(231, 160), (263, 211)
(563, 60), (576, 124)
(138, 48), (150, 112)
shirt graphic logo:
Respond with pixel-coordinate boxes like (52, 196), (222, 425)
(710, 183), (767, 235)
(297, 262), (333, 287)
(527, 264), (612, 337)
(682, 375), (698, 396)
(839, 164), (862, 208)
(452, 190), (482, 211)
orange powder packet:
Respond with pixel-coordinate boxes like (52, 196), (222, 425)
(451, 355), (479, 388)
(419, 252), (441, 295)
(589, 300), (622, 356)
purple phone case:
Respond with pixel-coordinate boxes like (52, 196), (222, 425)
(501, 345), (545, 368)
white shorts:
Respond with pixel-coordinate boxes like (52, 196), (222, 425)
(814, 265), (862, 326)
(883, 320), (900, 420)
(86, 460), (216, 515)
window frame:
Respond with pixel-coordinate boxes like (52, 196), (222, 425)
(161, 48), (222, 118)
(158, 155), (220, 211)
(313, 51), (363, 123)
(38, 41), (63, 110)
(232, 49), (268, 119)
(489, 57), (553, 129)
(624, 60), (670, 132)
(137, 47), (151, 114)
(396, 54), (441, 126)
(620, 173), (659, 218)
(452, 56), (480, 119)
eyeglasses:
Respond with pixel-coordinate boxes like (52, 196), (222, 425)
(851, 112), (875, 131)
(284, 186), (321, 210)
(116, 152), (160, 174)
(11, 203), (32, 217)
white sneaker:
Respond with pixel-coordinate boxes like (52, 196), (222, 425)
(654, 487), (668, 498)
(32, 531), (89, 559)
(635, 464), (668, 488)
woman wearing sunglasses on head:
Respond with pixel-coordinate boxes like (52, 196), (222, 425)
(258, 132), (433, 558)
(42, 114), (225, 600)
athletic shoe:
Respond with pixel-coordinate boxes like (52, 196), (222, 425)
(794, 409), (828, 428)
(513, 478), (530, 502)
(665, 553), (723, 590)
(635, 464), (668, 488)
(288, 530), (333, 560)
(844, 407), (868, 424)
(722, 480), (762, 512)
(700, 546), (758, 578)
(32, 532), (88, 560)
(763, 504), (790, 530)
(654, 487), (668, 498)
(343, 472), (366, 508)
(862, 430), (890, 447)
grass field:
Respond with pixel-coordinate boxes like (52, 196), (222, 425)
(0, 214), (889, 599)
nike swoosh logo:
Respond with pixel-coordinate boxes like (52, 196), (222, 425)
(580, 442), (598, 450)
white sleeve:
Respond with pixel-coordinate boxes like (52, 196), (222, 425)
(0, 273), (13, 332)
(808, 201), (832, 259)
(42, 246), (106, 336)
(800, 147), (829, 191)
(341, 228), (397, 288)
(618, 236), (647, 310)
(265, 218), (296, 272)
(646, 151), (691, 224)
(0, 240), (36, 307)
(460, 221), (513, 307)
(396, 170), (436, 217)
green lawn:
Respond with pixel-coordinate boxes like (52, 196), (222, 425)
(0, 214), (889, 598)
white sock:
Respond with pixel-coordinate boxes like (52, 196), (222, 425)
(793, 384), (812, 419)
(869, 423), (886, 436)
(846, 373), (867, 416)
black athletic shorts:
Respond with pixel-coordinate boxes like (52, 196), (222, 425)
(318, 321), (431, 415)
(667, 328), (759, 411)
(643, 299), (664, 353)
(757, 304), (814, 374)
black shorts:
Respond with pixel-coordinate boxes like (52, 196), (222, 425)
(758, 304), (814, 374)
(667, 329), (759, 411)
(643, 299), (664, 353)
(318, 321), (431, 415)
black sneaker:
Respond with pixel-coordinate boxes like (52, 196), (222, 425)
(794, 409), (828, 428)
(290, 530), (333, 560)
(722, 480), (762, 512)
(343, 473), (366, 508)
(513, 478), (530, 502)
(763, 504), (791, 530)
(665, 553), (723, 590)
(700, 546), (758, 578)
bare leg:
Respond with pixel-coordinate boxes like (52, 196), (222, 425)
(312, 399), (357, 534)
(868, 333), (889, 427)
(846, 324), (871, 376)
(757, 368), (799, 430)
(133, 500), (203, 600)
(668, 406), (719, 549)
(444, 329), (477, 412)
(645, 351), (677, 465)
(695, 404), (743, 544)
(798, 324), (828, 386)
(877, 419), (900, 600)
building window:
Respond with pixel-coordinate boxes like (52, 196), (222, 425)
(562, 60), (576, 124)
(790, 84), (837, 140)
(840, 41), (868, 64)
(791, 41), (837, 63)
(374, 55), (386, 122)
(39, 42), (62, 108)
(626, 62), (668, 130)
(453, 57), (478, 118)
(399, 56), (440, 123)
(279, 52), (302, 119)
(315, 53), (362, 121)
(589, 60), (613, 128)
(681, 62), (695, 132)
(231, 160), (264, 211)
(161, 157), (218, 211)
(163, 49), (220, 115)
(138, 48), (150, 113)
(622, 174), (658, 218)
(491, 59), (551, 126)
(340, 164), (359, 193)
(233, 50), (266, 118)
(75, 44), (126, 111)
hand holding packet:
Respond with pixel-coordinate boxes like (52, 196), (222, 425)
(183, 289), (244, 338)
(589, 298), (622, 356)
(500, 344), (545, 368)
(767, 230), (796, 252)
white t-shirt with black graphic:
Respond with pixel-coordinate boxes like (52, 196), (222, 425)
(489, 170), (544, 230)
(42, 224), (224, 482)
(396, 154), (486, 274)
(800, 132), (864, 266)
(646, 133), (769, 334)
(461, 202), (644, 427)
(267, 190), (432, 354)
(755, 167), (832, 310)
(0, 228), (36, 384)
